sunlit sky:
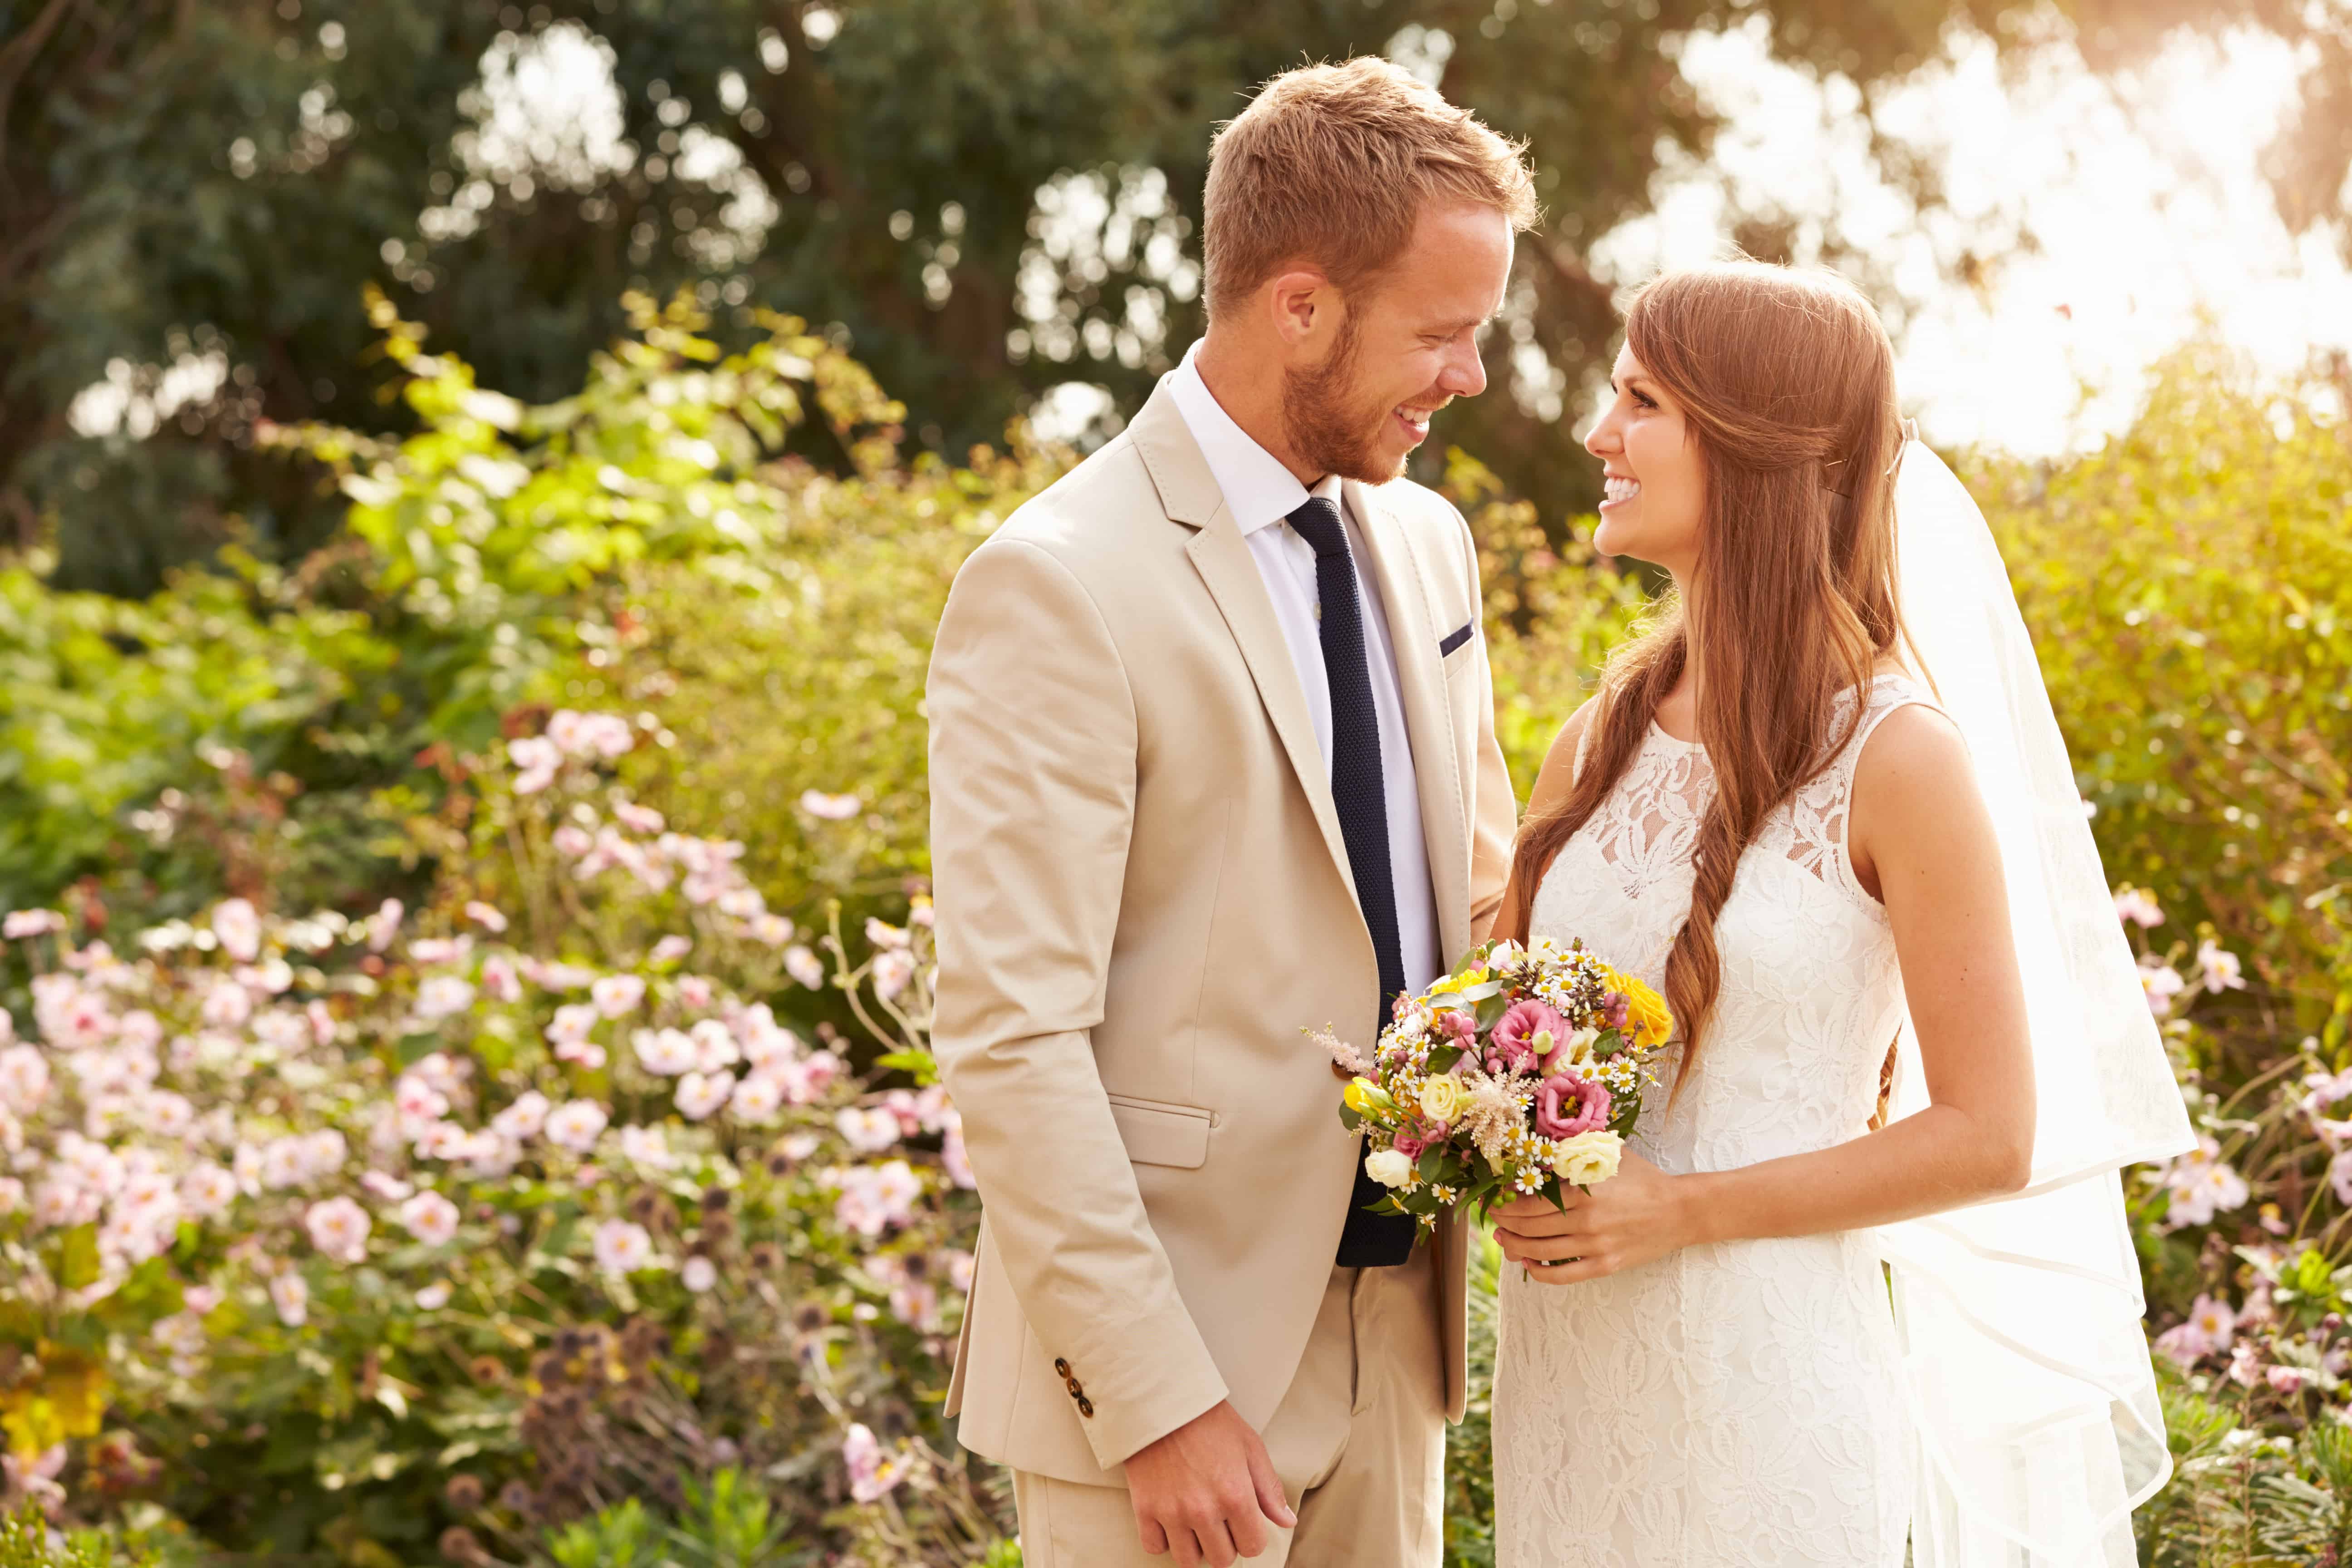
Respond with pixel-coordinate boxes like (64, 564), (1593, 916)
(68, 13), (2352, 461)
(1617, 17), (2352, 456)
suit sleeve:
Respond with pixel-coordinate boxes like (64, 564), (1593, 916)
(1453, 508), (1519, 942)
(926, 534), (1229, 1469)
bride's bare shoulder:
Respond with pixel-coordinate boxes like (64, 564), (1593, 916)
(1527, 699), (1603, 817)
(1847, 698), (1980, 897)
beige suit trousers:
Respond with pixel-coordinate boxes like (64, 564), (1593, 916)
(1011, 1247), (1446, 1568)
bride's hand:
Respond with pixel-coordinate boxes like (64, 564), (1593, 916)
(1491, 1150), (1698, 1284)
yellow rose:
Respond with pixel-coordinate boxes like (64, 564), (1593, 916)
(1607, 970), (1675, 1049)
(1418, 1074), (1467, 1124)
(1550, 1130), (1624, 1187)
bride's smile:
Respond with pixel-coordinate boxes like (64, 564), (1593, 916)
(1583, 346), (1703, 574)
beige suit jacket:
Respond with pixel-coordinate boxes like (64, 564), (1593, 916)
(927, 379), (1518, 1485)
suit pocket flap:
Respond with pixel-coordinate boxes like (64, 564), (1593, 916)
(1106, 1096), (1211, 1169)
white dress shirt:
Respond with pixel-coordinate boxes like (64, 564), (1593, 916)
(1165, 341), (1443, 997)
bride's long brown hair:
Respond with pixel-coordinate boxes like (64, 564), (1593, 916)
(1505, 262), (1912, 1092)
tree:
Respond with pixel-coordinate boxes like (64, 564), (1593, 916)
(4, 0), (2345, 593)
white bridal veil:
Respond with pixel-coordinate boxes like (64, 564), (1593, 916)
(1875, 438), (2197, 1567)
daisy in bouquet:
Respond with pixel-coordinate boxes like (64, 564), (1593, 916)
(1323, 937), (1675, 1229)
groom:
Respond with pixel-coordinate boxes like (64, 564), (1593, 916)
(928, 58), (1531, 1568)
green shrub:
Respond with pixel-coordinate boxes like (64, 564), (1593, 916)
(1970, 347), (2352, 1058)
(0, 1504), (154, 1568)
(0, 715), (998, 1562)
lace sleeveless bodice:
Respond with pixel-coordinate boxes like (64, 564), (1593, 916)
(1493, 676), (1937, 1568)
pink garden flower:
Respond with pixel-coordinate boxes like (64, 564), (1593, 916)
(1489, 1000), (1567, 1076)
(842, 1422), (905, 1502)
(0, 1046), (50, 1114)
(1534, 1072), (1612, 1140)
(872, 948), (916, 1000)
(270, 1271), (309, 1328)
(211, 899), (262, 963)
(690, 1019), (740, 1073)
(674, 1071), (734, 1121)
(729, 1073), (783, 1122)
(414, 975), (475, 1022)
(400, 1191), (461, 1246)
(544, 1099), (609, 1153)
(800, 789), (862, 821)
(592, 1218), (656, 1274)
(2185, 1292), (2235, 1353)
(590, 974), (646, 1019)
(633, 1028), (698, 1076)
(837, 1106), (901, 1154)
(304, 1196), (372, 1264)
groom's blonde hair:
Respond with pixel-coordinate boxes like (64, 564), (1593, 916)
(1202, 58), (1538, 319)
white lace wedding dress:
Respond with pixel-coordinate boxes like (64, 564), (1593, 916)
(1494, 676), (1936, 1568)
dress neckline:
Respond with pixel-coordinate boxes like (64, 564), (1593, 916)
(1645, 671), (1919, 756)
(1647, 718), (1704, 753)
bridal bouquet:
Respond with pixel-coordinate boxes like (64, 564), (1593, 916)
(1323, 937), (1675, 1228)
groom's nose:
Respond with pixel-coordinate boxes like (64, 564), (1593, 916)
(1438, 337), (1488, 399)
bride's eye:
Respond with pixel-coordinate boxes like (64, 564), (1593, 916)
(1632, 391), (1658, 411)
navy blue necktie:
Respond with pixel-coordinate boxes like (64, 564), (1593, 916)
(1288, 495), (1417, 1269)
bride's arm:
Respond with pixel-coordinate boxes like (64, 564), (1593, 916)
(1496, 703), (2038, 1281)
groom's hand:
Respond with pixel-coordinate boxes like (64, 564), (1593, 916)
(1124, 1399), (1296, 1567)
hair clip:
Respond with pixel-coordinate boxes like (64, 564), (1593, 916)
(1889, 416), (1918, 473)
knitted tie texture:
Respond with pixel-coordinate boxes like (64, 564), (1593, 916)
(1288, 495), (1416, 1268)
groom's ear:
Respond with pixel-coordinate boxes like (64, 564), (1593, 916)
(1268, 267), (1341, 351)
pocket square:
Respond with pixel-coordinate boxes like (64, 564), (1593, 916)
(1438, 621), (1475, 656)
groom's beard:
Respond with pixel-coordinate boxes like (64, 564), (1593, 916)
(1282, 315), (1397, 484)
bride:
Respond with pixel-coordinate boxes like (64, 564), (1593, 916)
(1486, 263), (2192, 1566)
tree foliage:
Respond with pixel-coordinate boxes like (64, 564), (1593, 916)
(10, 0), (2345, 594)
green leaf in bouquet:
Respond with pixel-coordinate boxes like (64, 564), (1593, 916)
(1418, 1147), (1446, 1182)
(1426, 1043), (1465, 1075)
(1338, 1103), (1364, 1132)
(1594, 1027), (1626, 1058)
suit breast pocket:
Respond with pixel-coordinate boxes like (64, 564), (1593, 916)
(1438, 620), (1475, 660)
(1105, 1094), (1213, 1169)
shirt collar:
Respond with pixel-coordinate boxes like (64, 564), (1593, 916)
(1166, 341), (1342, 536)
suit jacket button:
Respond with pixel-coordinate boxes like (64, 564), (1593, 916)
(1066, 1376), (1083, 1395)
(1330, 1059), (1353, 1082)
(1076, 1396), (1095, 1418)
(1053, 1358), (1071, 1378)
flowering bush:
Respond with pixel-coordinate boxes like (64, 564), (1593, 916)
(0, 711), (1003, 1562)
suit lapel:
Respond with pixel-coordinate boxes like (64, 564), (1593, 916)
(1346, 480), (1471, 965)
(1130, 386), (1360, 914)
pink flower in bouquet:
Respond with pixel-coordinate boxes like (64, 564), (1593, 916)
(1392, 1131), (1428, 1161)
(1489, 1000), (1567, 1075)
(1534, 1072), (1611, 1140)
